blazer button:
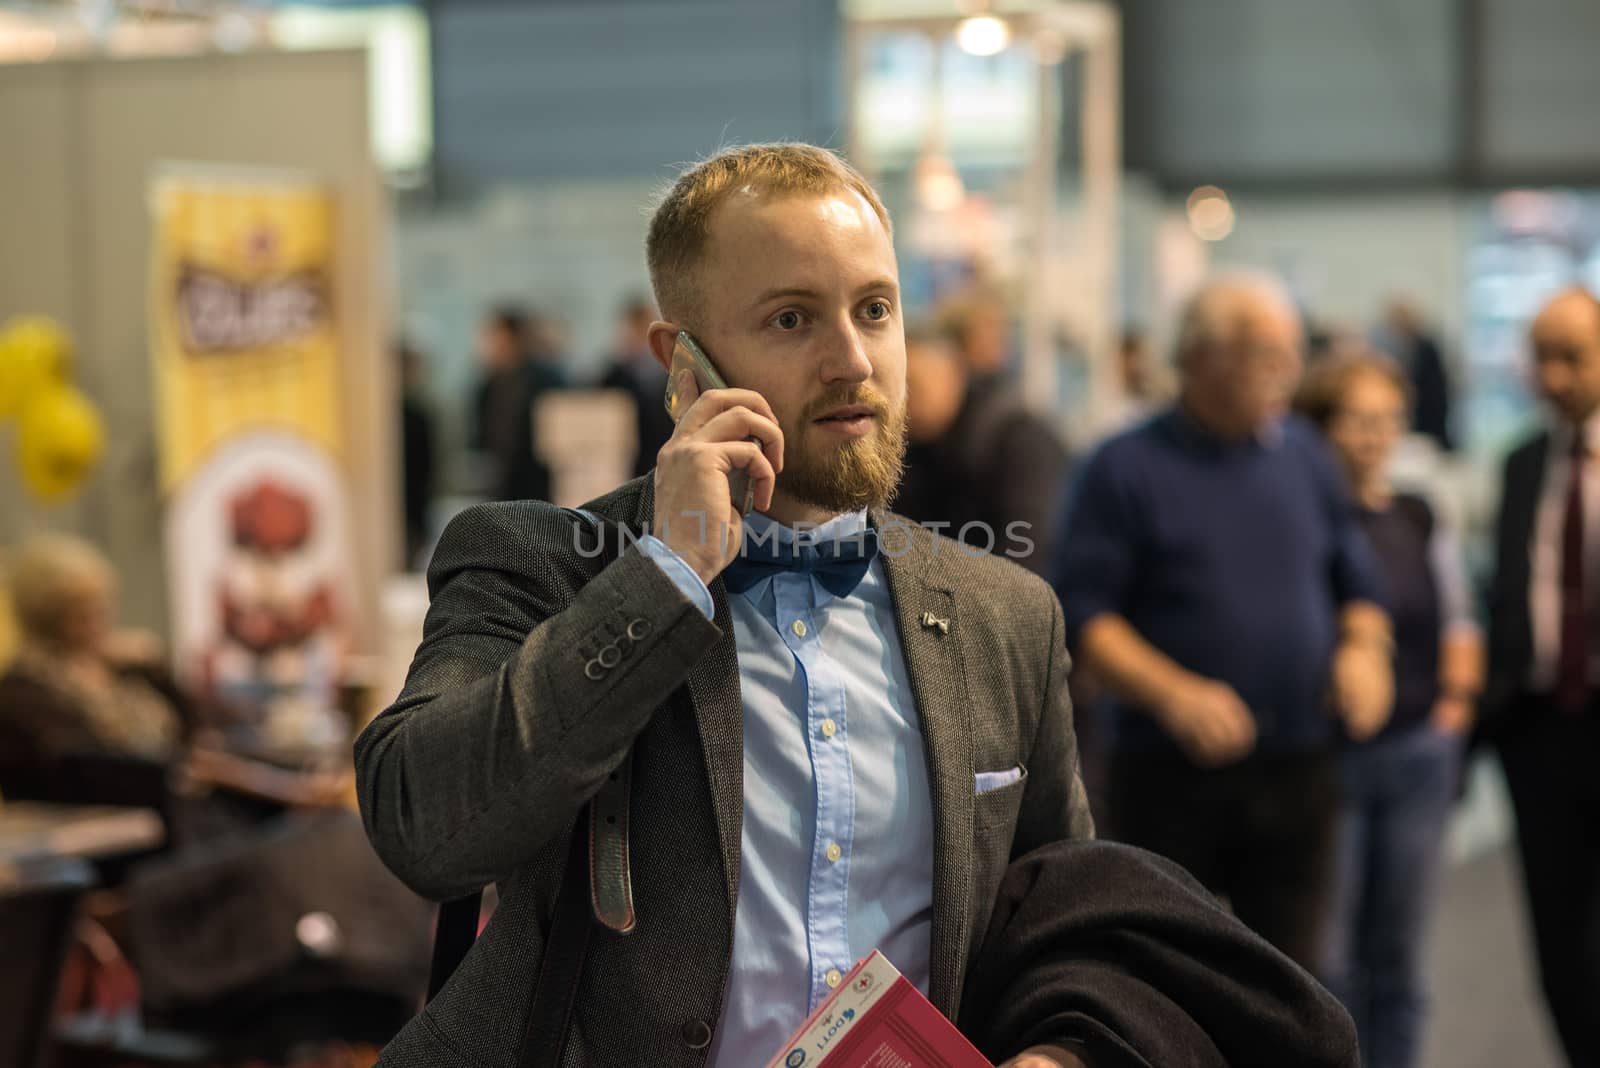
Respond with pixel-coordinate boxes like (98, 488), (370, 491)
(584, 659), (606, 681)
(627, 617), (652, 641)
(682, 1018), (713, 1049)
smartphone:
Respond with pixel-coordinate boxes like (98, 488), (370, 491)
(664, 331), (756, 515)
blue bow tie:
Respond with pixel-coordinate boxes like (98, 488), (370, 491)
(721, 527), (880, 599)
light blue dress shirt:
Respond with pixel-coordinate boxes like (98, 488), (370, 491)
(640, 513), (935, 1065)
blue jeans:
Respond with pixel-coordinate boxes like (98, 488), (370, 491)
(1321, 724), (1462, 1068)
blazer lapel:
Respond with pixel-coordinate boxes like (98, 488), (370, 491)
(627, 480), (745, 916)
(686, 580), (745, 915)
(877, 517), (975, 1016)
(1522, 431), (1550, 548)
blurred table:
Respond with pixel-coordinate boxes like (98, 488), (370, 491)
(0, 802), (165, 864)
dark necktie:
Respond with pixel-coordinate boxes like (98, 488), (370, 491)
(721, 527), (880, 599)
(1557, 432), (1590, 712)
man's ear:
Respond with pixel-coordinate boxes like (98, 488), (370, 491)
(647, 320), (681, 372)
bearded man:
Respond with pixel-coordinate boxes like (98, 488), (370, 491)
(356, 143), (1097, 1068)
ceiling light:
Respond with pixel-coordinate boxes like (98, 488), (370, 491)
(1185, 185), (1235, 242)
(955, 14), (1010, 57)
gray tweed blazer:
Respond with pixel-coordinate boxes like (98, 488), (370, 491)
(355, 475), (1094, 1067)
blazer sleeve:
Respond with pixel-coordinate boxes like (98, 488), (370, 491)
(958, 840), (1359, 1068)
(1013, 583), (1097, 857)
(1484, 442), (1539, 733)
(354, 503), (722, 900)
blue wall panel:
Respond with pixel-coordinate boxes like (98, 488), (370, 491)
(430, 0), (842, 192)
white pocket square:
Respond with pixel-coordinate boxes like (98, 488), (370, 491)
(974, 766), (1025, 794)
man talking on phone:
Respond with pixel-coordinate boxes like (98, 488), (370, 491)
(357, 144), (1096, 1067)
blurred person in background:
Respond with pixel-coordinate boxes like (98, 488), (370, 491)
(398, 340), (436, 566)
(2, 535), (181, 769)
(1297, 349), (1483, 1068)
(939, 289), (1013, 380)
(599, 294), (676, 478)
(1116, 328), (1172, 415)
(1379, 299), (1455, 453)
(1077, 329), (1177, 446)
(469, 304), (566, 502)
(1051, 273), (1394, 969)
(0, 535), (348, 843)
(0, 539), (418, 1064)
(895, 320), (1069, 574)
(1483, 286), (1600, 1068)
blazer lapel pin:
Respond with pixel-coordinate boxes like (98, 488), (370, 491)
(919, 611), (951, 636)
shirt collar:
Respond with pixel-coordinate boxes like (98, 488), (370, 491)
(741, 508), (869, 546)
(1551, 410), (1600, 458)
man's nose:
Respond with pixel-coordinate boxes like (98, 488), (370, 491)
(820, 320), (874, 384)
(1540, 365), (1570, 395)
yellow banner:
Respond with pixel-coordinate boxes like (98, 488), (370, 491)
(150, 174), (341, 491)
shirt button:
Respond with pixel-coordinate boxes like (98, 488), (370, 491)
(791, 619), (807, 638)
(825, 842), (842, 863)
(820, 719), (837, 738)
(825, 969), (842, 989)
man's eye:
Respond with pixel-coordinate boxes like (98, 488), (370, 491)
(863, 301), (891, 321)
(774, 311), (803, 330)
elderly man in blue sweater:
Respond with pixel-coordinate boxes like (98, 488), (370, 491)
(1052, 273), (1394, 970)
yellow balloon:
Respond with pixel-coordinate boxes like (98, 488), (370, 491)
(0, 316), (72, 420)
(15, 385), (105, 503)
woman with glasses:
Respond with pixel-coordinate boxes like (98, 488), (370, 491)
(1296, 348), (1483, 1068)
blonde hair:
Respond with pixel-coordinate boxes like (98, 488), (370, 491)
(646, 143), (892, 327)
(8, 534), (114, 645)
(1294, 345), (1413, 430)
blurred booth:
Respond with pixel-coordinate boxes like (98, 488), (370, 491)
(0, 49), (393, 745)
(535, 389), (637, 509)
(0, 54), (420, 1064)
(843, 0), (1121, 431)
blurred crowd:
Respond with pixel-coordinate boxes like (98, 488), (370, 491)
(9, 269), (1600, 1068)
(389, 273), (1598, 1068)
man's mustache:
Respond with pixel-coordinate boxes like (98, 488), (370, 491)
(798, 388), (894, 424)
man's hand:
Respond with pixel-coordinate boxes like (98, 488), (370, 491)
(1155, 675), (1257, 768)
(999, 1045), (1090, 1068)
(651, 372), (784, 584)
(1332, 638), (1393, 741)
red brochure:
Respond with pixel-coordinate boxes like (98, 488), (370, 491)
(762, 950), (993, 1068)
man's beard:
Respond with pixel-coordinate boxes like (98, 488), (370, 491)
(777, 386), (907, 515)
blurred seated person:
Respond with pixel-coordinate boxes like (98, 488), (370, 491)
(0, 535), (347, 843)
(1297, 349), (1482, 1068)
(598, 295), (675, 479)
(469, 304), (567, 502)
(895, 321), (1068, 575)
